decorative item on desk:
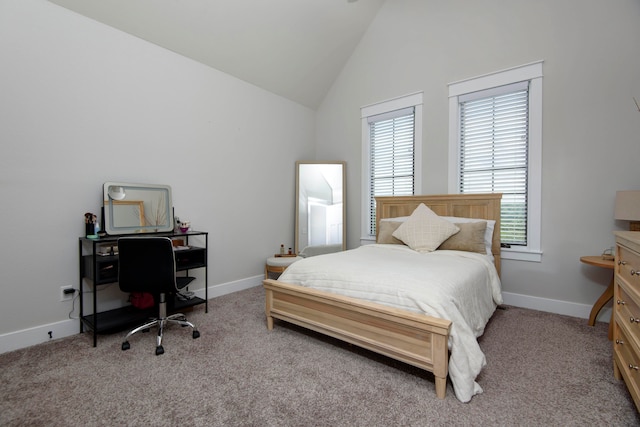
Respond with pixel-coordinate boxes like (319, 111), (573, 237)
(178, 219), (190, 233)
(280, 244), (285, 255)
(96, 207), (106, 237)
(97, 244), (117, 256)
(84, 212), (98, 239)
(602, 247), (615, 261)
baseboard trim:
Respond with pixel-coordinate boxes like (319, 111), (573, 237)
(195, 275), (263, 299)
(0, 275), (264, 355)
(0, 318), (80, 355)
(0, 282), (608, 355)
(501, 291), (612, 324)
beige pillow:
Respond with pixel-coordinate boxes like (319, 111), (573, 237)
(377, 221), (405, 244)
(392, 203), (459, 253)
(438, 221), (487, 254)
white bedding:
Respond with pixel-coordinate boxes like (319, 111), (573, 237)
(277, 244), (503, 403)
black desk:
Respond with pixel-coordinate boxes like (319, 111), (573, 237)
(78, 231), (208, 346)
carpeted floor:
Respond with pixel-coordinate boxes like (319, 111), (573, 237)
(0, 285), (638, 426)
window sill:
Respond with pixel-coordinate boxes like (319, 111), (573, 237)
(360, 236), (376, 246)
(501, 247), (543, 262)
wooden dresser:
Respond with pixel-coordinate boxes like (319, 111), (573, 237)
(614, 231), (640, 411)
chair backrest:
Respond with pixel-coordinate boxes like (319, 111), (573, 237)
(117, 237), (177, 294)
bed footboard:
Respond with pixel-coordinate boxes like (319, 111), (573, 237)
(263, 279), (452, 398)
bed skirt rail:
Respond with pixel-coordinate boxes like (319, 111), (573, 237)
(263, 279), (452, 398)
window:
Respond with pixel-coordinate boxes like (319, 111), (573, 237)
(361, 92), (423, 240)
(448, 62), (543, 262)
(459, 82), (529, 245)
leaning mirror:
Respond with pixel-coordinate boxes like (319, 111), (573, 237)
(103, 182), (174, 235)
(295, 161), (346, 256)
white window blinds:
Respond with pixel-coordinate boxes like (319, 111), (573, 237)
(459, 82), (529, 245)
(368, 107), (415, 235)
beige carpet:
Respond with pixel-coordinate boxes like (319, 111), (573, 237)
(0, 286), (638, 426)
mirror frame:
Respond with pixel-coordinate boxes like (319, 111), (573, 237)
(295, 161), (346, 255)
(103, 181), (174, 235)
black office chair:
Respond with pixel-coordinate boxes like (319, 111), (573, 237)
(117, 236), (200, 355)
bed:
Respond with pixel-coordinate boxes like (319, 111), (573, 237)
(263, 194), (502, 402)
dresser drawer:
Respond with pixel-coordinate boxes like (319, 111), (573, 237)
(616, 283), (640, 342)
(614, 323), (640, 407)
(618, 245), (640, 289)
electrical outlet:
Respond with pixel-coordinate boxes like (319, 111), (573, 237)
(60, 286), (76, 301)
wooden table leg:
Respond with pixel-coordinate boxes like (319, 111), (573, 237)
(588, 274), (614, 339)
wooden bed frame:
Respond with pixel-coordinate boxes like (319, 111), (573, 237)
(263, 193), (502, 399)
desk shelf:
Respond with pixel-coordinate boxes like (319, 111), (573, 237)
(79, 231), (208, 346)
(81, 296), (206, 335)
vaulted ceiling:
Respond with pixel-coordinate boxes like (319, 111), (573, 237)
(48, 0), (385, 109)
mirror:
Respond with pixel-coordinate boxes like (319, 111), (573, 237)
(103, 182), (174, 235)
(295, 161), (346, 256)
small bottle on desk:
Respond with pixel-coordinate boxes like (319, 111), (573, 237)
(280, 244), (285, 255)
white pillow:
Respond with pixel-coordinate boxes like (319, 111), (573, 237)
(392, 204), (459, 253)
(382, 214), (495, 257)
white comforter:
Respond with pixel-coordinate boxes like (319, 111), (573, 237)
(278, 244), (503, 403)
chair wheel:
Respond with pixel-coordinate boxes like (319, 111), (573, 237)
(155, 345), (164, 356)
(122, 341), (130, 351)
(193, 330), (200, 339)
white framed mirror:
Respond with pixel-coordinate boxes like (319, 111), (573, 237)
(103, 182), (174, 235)
(295, 161), (346, 256)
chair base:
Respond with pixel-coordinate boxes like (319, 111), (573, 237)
(121, 312), (199, 355)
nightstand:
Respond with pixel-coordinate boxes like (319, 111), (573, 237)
(580, 255), (614, 340)
(265, 255), (303, 279)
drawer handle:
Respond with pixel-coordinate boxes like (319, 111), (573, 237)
(616, 339), (625, 345)
(629, 364), (639, 371)
(617, 299), (626, 305)
(619, 260), (628, 265)
(632, 270), (640, 276)
(631, 317), (640, 324)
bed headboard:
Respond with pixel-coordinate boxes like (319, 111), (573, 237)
(375, 194), (502, 274)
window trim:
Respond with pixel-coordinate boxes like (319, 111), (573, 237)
(448, 61), (543, 262)
(361, 92), (423, 242)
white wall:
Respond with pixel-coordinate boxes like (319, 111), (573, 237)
(0, 0), (315, 348)
(3, 0), (640, 353)
(317, 0), (640, 316)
